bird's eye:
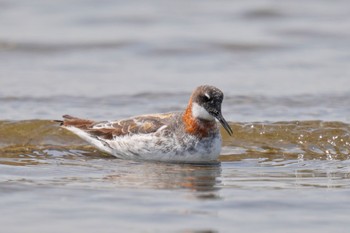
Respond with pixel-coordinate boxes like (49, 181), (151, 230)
(203, 94), (211, 102)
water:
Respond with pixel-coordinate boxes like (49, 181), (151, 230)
(1, 0), (350, 232)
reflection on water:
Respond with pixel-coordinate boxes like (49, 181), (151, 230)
(1, 149), (350, 233)
(1, 145), (350, 191)
(104, 162), (221, 195)
(0, 149), (222, 197)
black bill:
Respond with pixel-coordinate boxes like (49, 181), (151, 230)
(216, 113), (233, 136)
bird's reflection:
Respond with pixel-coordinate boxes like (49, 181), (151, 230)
(104, 160), (222, 199)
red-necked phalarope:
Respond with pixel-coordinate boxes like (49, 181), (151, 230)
(58, 85), (233, 163)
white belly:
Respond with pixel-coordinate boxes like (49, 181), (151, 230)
(65, 126), (221, 163)
(109, 133), (222, 163)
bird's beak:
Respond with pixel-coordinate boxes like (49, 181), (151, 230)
(215, 112), (233, 136)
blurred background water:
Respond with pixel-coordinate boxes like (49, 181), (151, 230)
(1, 0), (350, 232)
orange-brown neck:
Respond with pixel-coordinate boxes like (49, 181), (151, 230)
(182, 101), (217, 138)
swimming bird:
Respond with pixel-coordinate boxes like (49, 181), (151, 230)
(58, 85), (233, 163)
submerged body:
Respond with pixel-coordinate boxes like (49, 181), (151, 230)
(60, 85), (232, 163)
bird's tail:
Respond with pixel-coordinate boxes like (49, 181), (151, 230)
(54, 115), (95, 129)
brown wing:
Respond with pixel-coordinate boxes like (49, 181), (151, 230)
(61, 113), (176, 140)
(61, 115), (95, 129)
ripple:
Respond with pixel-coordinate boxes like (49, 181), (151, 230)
(0, 40), (134, 54)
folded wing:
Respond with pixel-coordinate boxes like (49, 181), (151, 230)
(61, 114), (174, 140)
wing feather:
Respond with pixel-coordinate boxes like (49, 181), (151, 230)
(62, 113), (177, 140)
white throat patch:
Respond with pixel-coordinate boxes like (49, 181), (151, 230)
(192, 102), (215, 121)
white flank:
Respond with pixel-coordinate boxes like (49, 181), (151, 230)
(192, 102), (214, 121)
(63, 124), (221, 163)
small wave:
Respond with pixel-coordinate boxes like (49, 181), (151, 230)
(242, 8), (286, 19)
(1, 120), (349, 162)
(221, 121), (350, 161)
(0, 40), (134, 54)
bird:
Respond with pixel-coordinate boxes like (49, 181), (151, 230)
(58, 85), (233, 163)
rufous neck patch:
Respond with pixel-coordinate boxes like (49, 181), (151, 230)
(182, 101), (216, 138)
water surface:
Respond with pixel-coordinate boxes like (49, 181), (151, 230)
(1, 120), (350, 232)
